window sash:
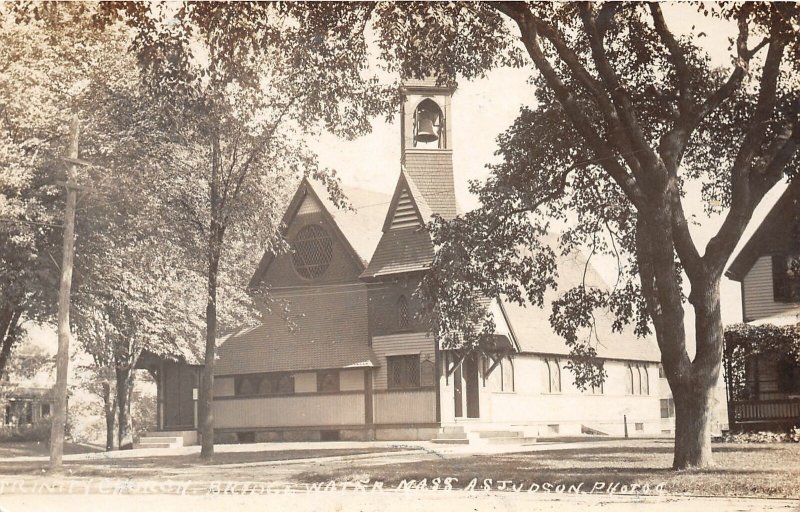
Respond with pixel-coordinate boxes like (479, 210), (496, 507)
(388, 355), (420, 389)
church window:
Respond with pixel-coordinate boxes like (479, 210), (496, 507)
(317, 370), (340, 392)
(292, 224), (333, 279)
(388, 355), (420, 389)
(397, 295), (410, 330)
(545, 358), (561, 393)
(235, 375), (258, 396)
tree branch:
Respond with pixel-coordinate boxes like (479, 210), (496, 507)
(492, 2), (648, 210)
(704, 19), (788, 273)
(578, 2), (661, 186)
(649, 3), (692, 115)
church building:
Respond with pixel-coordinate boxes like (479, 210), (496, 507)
(143, 79), (667, 445)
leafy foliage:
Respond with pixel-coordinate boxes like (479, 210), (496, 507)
(723, 322), (800, 401)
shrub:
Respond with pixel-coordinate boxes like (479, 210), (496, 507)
(717, 427), (800, 444)
(0, 418), (52, 443)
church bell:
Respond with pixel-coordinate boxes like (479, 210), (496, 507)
(415, 108), (440, 144)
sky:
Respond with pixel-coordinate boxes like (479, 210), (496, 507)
(25, 3), (789, 357)
(309, 3), (790, 349)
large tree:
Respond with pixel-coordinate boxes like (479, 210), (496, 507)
(297, 2), (800, 469)
(98, 2), (395, 459)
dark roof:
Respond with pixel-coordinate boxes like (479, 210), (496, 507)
(501, 238), (661, 363)
(360, 226), (435, 279)
(215, 286), (378, 375)
(726, 180), (800, 281)
(403, 150), (458, 220)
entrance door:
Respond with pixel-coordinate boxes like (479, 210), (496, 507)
(164, 362), (196, 429)
(464, 356), (480, 418)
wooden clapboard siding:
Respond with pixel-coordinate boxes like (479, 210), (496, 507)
(371, 332), (435, 389)
(743, 256), (800, 321)
(213, 393), (365, 429)
(374, 389), (436, 424)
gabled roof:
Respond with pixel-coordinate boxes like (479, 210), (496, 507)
(726, 180), (800, 281)
(249, 178), (389, 289)
(215, 286), (378, 375)
(500, 239), (661, 363)
(360, 226), (435, 279)
(381, 170), (432, 232)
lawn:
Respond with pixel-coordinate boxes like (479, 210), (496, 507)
(0, 446), (408, 477)
(0, 441), (103, 458)
(295, 440), (800, 498)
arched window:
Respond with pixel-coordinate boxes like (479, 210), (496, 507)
(642, 366), (649, 395)
(397, 295), (410, 330)
(546, 358), (561, 393)
(258, 375), (275, 395)
(237, 376), (257, 396)
(413, 98), (445, 148)
(626, 365), (634, 395)
(635, 366), (642, 395)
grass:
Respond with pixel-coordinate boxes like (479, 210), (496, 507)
(295, 440), (800, 498)
(0, 446), (407, 477)
(0, 441), (103, 458)
(0, 439), (796, 498)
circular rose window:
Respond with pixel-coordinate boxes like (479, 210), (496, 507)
(291, 224), (333, 279)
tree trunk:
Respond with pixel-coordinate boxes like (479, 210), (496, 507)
(671, 381), (714, 468)
(116, 366), (134, 450)
(102, 380), (117, 452)
(200, 243), (220, 460)
(0, 307), (23, 381)
(672, 278), (724, 469)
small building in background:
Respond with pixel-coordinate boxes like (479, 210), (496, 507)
(725, 180), (800, 430)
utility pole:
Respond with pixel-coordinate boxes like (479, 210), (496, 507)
(49, 115), (80, 470)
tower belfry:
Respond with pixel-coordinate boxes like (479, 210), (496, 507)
(361, 78), (458, 280)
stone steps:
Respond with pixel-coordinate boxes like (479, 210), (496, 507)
(133, 431), (193, 450)
(431, 426), (536, 446)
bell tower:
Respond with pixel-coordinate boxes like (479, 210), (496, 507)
(400, 78), (456, 153)
(361, 78), (459, 280)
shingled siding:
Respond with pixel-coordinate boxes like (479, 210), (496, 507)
(371, 332), (435, 389)
(367, 276), (425, 338)
(213, 393), (365, 429)
(743, 256), (800, 321)
(262, 211), (363, 288)
(403, 149), (458, 219)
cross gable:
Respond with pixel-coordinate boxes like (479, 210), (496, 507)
(381, 171), (430, 233)
(248, 179), (366, 290)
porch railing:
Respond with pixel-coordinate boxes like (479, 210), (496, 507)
(732, 399), (800, 423)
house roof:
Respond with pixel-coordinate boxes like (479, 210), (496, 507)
(360, 226), (435, 279)
(726, 180), (800, 281)
(500, 240), (662, 363)
(214, 286), (378, 375)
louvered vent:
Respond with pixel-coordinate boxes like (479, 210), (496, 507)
(390, 187), (420, 229)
